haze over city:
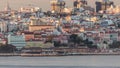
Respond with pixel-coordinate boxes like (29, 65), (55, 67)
(0, 0), (119, 11)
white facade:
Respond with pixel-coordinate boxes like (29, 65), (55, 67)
(8, 34), (26, 50)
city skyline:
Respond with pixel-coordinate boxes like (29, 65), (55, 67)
(0, 0), (119, 11)
(0, 0), (120, 57)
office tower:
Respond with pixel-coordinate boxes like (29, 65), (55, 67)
(96, 0), (114, 13)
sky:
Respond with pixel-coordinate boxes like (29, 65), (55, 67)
(0, 0), (119, 11)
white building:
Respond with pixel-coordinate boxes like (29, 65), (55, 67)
(8, 34), (26, 50)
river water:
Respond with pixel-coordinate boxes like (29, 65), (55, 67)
(0, 56), (120, 68)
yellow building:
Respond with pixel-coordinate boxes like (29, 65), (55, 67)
(29, 25), (55, 32)
(29, 16), (55, 32)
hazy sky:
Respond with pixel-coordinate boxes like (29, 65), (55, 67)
(0, 0), (119, 11)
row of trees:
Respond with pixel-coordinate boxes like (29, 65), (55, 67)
(53, 34), (97, 49)
(109, 41), (120, 49)
(69, 34), (97, 49)
(42, 33), (120, 49)
(53, 34), (120, 49)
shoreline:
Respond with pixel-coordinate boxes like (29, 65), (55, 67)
(0, 53), (120, 57)
(0, 53), (21, 56)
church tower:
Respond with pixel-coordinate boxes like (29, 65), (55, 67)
(50, 0), (66, 13)
(4, 1), (11, 11)
(50, 0), (58, 12)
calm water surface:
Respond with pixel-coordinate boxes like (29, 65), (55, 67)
(0, 56), (120, 68)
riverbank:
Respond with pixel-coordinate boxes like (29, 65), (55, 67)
(0, 52), (120, 57)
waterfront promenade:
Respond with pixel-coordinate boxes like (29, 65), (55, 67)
(0, 53), (20, 56)
(0, 52), (120, 57)
(0, 47), (120, 56)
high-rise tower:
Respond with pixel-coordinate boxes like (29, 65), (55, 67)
(50, 0), (66, 13)
(95, 0), (114, 13)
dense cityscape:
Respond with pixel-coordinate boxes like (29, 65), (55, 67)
(0, 0), (120, 56)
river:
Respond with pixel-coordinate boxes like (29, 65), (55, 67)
(0, 56), (120, 68)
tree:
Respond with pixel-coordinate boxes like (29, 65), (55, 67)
(45, 35), (53, 43)
(109, 41), (120, 49)
(87, 41), (94, 48)
(84, 39), (97, 49)
(0, 44), (17, 53)
(69, 34), (84, 47)
(76, 36), (83, 44)
(61, 43), (68, 47)
(103, 41), (107, 44)
(69, 34), (78, 42)
(53, 41), (61, 47)
(69, 34), (79, 47)
(46, 11), (52, 16)
(117, 23), (120, 28)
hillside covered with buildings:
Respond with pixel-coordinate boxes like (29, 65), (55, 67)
(0, 0), (120, 55)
